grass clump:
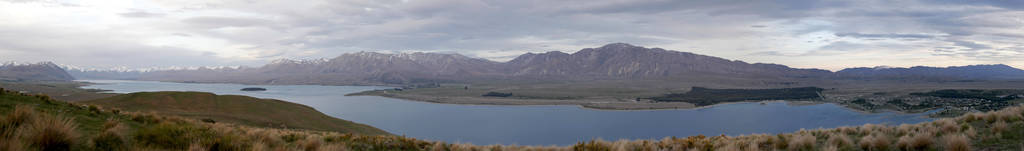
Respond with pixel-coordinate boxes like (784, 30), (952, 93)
(944, 134), (970, 151)
(788, 134), (816, 151)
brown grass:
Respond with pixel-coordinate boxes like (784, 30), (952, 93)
(944, 134), (971, 151)
(898, 134), (934, 151)
(859, 134), (890, 151)
(993, 120), (1008, 133)
(826, 133), (853, 148)
(788, 133), (816, 151)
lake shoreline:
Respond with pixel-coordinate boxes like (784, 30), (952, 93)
(350, 90), (870, 111)
(78, 79), (939, 146)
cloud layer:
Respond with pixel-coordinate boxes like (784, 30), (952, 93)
(0, 0), (1022, 70)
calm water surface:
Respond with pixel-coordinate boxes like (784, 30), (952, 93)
(80, 80), (934, 146)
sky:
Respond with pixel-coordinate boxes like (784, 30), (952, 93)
(0, 0), (1022, 71)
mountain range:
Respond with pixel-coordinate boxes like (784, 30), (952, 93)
(59, 43), (1024, 85)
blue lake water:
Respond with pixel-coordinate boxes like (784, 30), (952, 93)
(80, 80), (934, 146)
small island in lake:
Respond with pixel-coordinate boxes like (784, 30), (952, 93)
(240, 87), (267, 91)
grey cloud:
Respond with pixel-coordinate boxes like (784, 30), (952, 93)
(3, 0), (1024, 69)
(932, 0), (1024, 10)
(952, 40), (992, 50)
(819, 41), (868, 51)
(119, 10), (165, 18)
(0, 26), (240, 69)
(183, 16), (274, 29)
(835, 33), (936, 39)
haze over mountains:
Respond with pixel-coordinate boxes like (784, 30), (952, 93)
(53, 43), (1024, 85)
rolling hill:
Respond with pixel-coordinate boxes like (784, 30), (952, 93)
(82, 91), (388, 135)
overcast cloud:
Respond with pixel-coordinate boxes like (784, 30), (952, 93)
(0, 0), (1021, 70)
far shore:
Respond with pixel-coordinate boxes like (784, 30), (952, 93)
(347, 90), (854, 111)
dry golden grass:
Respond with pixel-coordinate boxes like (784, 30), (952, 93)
(788, 134), (816, 151)
(945, 134), (971, 151)
(859, 134), (890, 151)
(826, 133), (853, 148)
(897, 134), (934, 150)
(993, 120), (1009, 133)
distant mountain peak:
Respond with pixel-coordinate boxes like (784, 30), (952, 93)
(599, 43), (637, 48)
(269, 58), (327, 65)
(0, 61), (75, 81)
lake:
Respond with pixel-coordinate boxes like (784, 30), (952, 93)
(80, 80), (934, 146)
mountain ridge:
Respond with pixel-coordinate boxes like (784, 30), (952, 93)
(63, 43), (1024, 85)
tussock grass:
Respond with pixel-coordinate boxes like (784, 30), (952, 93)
(859, 134), (890, 151)
(788, 134), (816, 151)
(20, 110), (79, 151)
(945, 134), (971, 151)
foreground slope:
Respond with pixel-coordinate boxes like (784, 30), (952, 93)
(82, 91), (388, 135)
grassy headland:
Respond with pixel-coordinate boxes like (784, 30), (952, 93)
(82, 91), (388, 135)
(0, 81), (114, 101)
(645, 87), (824, 106)
(3, 88), (1024, 150)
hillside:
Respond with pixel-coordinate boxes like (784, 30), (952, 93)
(0, 62), (74, 82)
(82, 91), (388, 135)
(2, 88), (1024, 150)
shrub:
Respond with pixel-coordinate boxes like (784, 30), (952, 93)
(571, 140), (610, 151)
(130, 113), (161, 124)
(92, 130), (124, 151)
(319, 143), (349, 151)
(282, 133), (306, 143)
(943, 134), (970, 151)
(87, 105), (101, 114)
(773, 134), (788, 150)
(302, 136), (322, 151)
(823, 145), (839, 151)
(207, 135), (248, 151)
(20, 114), (78, 151)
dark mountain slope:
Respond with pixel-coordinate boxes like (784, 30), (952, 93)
(0, 62), (74, 82)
